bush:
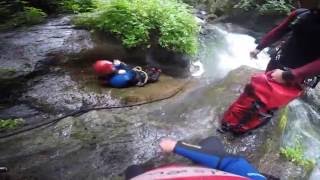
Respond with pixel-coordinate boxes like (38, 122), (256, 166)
(61, 0), (97, 13)
(234, 0), (294, 15)
(0, 0), (95, 31)
(0, 5), (47, 30)
(74, 0), (199, 55)
(24, 6), (47, 24)
(24, 0), (96, 13)
(259, 0), (293, 15)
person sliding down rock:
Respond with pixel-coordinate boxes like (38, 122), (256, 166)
(125, 137), (269, 180)
(93, 59), (161, 88)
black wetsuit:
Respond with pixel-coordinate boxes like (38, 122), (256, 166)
(256, 8), (320, 83)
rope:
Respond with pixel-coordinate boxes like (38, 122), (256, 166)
(133, 66), (149, 86)
(0, 83), (187, 139)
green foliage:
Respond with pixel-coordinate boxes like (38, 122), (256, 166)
(280, 137), (316, 170)
(0, 5), (47, 30)
(259, 0), (293, 15)
(74, 0), (199, 55)
(182, 0), (235, 15)
(23, 6), (47, 24)
(0, 0), (95, 31)
(61, 0), (96, 13)
(234, 0), (257, 11)
(234, 0), (294, 15)
(0, 118), (24, 130)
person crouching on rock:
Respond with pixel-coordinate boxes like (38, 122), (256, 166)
(220, 0), (320, 135)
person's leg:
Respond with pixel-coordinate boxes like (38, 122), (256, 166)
(125, 164), (145, 180)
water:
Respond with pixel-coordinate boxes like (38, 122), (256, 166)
(192, 24), (270, 79)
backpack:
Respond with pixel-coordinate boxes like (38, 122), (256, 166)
(220, 72), (302, 135)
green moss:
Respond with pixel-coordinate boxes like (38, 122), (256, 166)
(71, 130), (96, 142)
(74, 0), (199, 56)
(280, 137), (316, 171)
(279, 107), (288, 132)
(0, 68), (17, 76)
(0, 118), (24, 130)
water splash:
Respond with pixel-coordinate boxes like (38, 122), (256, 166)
(192, 25), (270, 79)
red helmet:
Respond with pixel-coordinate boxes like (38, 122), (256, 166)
(93, 60), (115, 75)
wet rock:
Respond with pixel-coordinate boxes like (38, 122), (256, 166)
(20, 72), (120, 113)
(0, 16), (94, 87)
(302, 84), (320, 111)
(0, 104), (47, 125)
(0, 66), (305, 180)
(145, 48), (191, 77)
(219, 10), (285, 35)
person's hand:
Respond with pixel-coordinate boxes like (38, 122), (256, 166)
(250, 49), (261, 59)
(159, 138), (177, 153)
(271, 69), (285, 84)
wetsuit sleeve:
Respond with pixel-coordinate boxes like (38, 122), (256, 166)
(256, 10), (298, 50)
(291, 59), (320, 82)
(173, 142), (266, 180)
(173, 141), (222, 169)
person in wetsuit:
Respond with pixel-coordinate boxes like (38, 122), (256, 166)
(125, 137), (268, 180)
(250, 0), (320, 86)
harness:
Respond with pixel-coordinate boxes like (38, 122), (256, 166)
(132, 66), (162, 87)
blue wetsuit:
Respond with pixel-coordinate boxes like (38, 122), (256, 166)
(105, 63), (137, 88)
(125, 137), (268, 180)
(174, 140), (266, 180)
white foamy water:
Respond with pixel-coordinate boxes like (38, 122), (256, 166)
(192, 25), (270, 78)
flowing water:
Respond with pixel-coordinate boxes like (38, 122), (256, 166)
(191, 23), (270, 79)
